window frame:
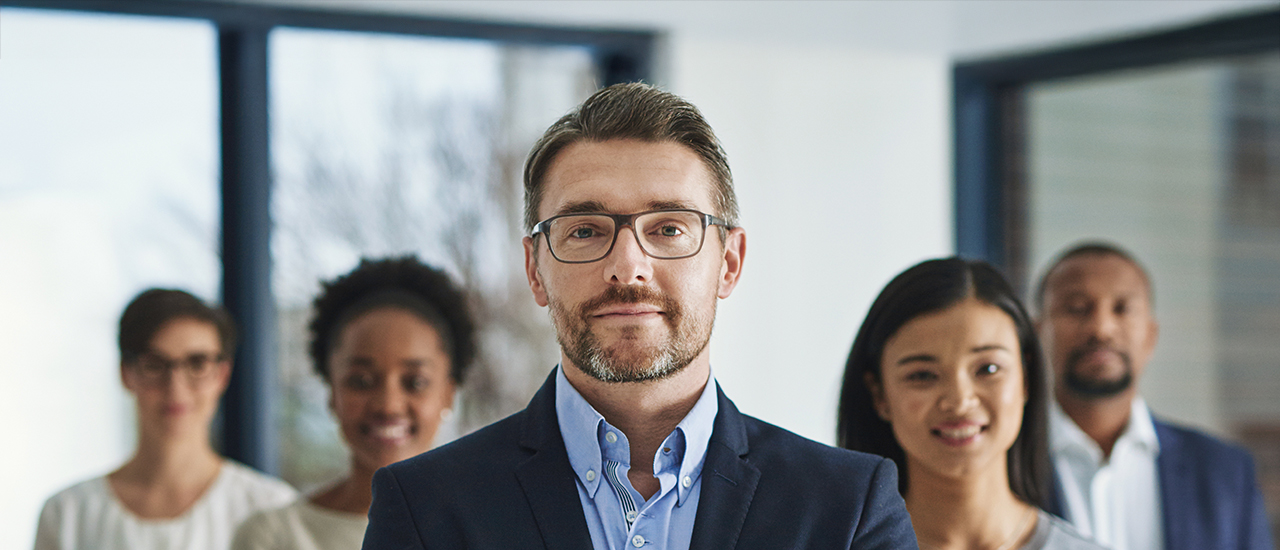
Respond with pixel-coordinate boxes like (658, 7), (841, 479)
(952, 7), (1280, 293)
(5, 0), (654, 473)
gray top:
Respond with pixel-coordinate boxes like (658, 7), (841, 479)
(1023, 510), (1110, 550)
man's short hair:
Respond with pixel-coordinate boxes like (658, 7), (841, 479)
(522, 82), (738, 234)
(1034, 241), (1154, 312)
(118, 288), (237, 362)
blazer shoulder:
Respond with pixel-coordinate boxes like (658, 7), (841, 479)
(386, 409), (529, 483)
(1153, 416), (1255, 467)
(738, 413), (891, 474)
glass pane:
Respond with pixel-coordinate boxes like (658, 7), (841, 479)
(1026, 51), (1280, 537)
(0, 9), (218, 548)
(269, 27), (595, 490)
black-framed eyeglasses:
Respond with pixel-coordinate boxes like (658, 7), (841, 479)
(129, 351), (226, 382)
(531, 209), (729, 264)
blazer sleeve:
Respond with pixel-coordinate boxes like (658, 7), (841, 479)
(852, 457), (919, 550)
(362, 466), (426, 550)
(1241, 453), (1275, 550)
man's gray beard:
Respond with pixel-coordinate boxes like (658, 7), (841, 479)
(548, 286), (714, 384)
(1063, 344), (1133, 399)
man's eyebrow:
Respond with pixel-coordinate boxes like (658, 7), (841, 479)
(553, 200), (609, 216)
(894, 354), (937, 366)
(648, 200), (697, 211)
(552, 199), (700, 217)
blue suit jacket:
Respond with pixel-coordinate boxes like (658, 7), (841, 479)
(362, 370), (918, 549)
(1049, 417), (1274, 550)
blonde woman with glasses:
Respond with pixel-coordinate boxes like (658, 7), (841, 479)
(34, 289), (296, 550)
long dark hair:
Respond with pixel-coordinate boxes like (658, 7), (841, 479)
(837, 257), (1049, 507)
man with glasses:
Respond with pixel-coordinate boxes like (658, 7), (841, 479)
(363, 83), (917, 549)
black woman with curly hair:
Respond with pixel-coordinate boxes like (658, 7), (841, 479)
(234, 256), (476, 550)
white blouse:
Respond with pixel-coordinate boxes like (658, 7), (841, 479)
(232, 498), (368, 550)
(34, 461), (297, 550)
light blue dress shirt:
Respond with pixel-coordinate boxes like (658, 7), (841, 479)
(554, 365), (719, 550)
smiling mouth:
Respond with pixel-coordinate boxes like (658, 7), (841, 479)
(931, 424), (987, 444)
(363, 423), (413, 441)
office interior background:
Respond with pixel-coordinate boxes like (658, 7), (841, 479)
(1, 0), (1277, 547)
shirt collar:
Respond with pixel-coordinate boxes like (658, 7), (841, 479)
(1050, 396), (1160, 462)
(556, 365), (608, 498)
(554, 364), (719, 505)
(668, 367), (718, 505)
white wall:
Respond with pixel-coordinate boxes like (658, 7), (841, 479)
(247, 0), (1277, 443)
(673, 38), (950, 442)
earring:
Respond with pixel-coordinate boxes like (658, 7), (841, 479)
(440, 408), (452, 421)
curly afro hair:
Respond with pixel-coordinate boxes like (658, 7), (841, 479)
(308, 256), (477, 384)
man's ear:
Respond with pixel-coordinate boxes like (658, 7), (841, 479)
(524, 236), (549, 307)
(717, 227), (746, 299)
(1146, 315), (1160, 356)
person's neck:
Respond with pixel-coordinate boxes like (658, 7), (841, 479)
(116, 427), (221, 486)
(311, 462), (377, 515)
(108, 426), (223, 519)
(905, 461), (1036, 550)
(562, 355), (710, 500)
(1057, 388), (1135, 459)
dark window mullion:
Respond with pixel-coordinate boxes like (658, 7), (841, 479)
(218, 24), (276, 473)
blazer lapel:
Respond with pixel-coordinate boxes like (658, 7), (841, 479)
(514, 370), (594, 550)
(1155, 420), (1191, 550)
(688, 386), (761, 550)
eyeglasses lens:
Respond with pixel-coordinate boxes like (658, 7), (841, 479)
(135, 353), (220, 381)
(548, 211), (704, 262)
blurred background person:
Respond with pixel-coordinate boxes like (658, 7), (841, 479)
(232, 256), (476, 550)
(1036, 243), (1274, 550)
(839, 258), (1104, 550)
(33, 289), (297, 550)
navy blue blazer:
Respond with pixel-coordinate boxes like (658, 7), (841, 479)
(363, 370), (918, 549)
(1049, 417), (1274, 550)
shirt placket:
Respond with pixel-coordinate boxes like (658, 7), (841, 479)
(1091, 461), (1115, 548)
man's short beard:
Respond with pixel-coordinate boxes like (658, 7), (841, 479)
(1063, 345), (1133, 399)
(549, 285), (714, 384)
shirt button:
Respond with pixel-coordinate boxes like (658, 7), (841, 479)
(681, 476), (692, 488)
(586, 470), (596, 482)
(606, 431), (618, 443)
(631, 535), (645, 547)
(626, 510), (638, 522)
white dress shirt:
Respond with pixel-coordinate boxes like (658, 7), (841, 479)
(1050, 397), (1163, 550)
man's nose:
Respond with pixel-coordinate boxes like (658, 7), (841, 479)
(602, 226), (654, 285)
(1084, 305), (1120, 341)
